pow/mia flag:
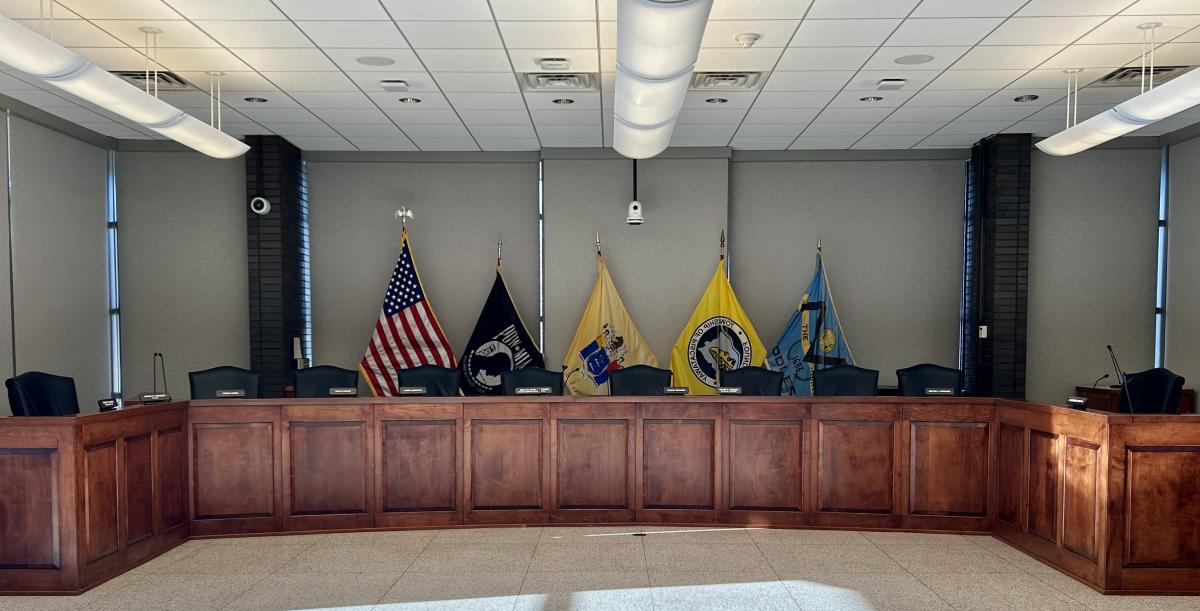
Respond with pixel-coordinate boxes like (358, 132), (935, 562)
(460, 272), (543, 395)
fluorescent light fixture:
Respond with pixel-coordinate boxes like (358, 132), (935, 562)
(613, 0), (713, 159)
(0, 14), (248, 159)
(1036, 109), (1145, 156)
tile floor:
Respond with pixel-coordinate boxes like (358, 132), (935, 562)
(2, 527), (1198, 610)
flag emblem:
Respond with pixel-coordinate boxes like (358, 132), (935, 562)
(686, 316), (753, 388)
(462, 325), (536, 391)
(460, 271), (543, 395)
(670, 257), (766, 395)
(564, 253), (657, 395)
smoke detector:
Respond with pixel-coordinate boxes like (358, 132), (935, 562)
(876, 78), (907, 91)
(538, 57), (571, 71)
(734, 33), (760, 48)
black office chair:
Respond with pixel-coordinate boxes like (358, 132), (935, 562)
(1119, 368), (1185, 414)
(609, 365), (672, 396)
(294, 365), (360, 398)
(5, 371), (80, 416)
(501, 367), (563, 396)
(896, 363), (963, 397)
(189, 366), (261, 400)
(813, 365), (880, 397)
(721, 366), (783, 396)
(397, 365), (461, 397)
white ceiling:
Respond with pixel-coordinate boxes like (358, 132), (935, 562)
(1, 0), (1200, 151)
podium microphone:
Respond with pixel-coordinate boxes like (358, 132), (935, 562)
(1107, 344), (1130, 411)
(139, 352), (172, 404)
(1091, 373), (1109, 389)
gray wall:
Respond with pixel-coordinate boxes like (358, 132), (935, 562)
(544, 156), (729, 366)
(0, 114), (11, 411)
(308, 160), (540, 375)
(729, 159), (966, 387)
(1026, 149), (1160, 404)
(1168, 137), (1200, 390)
(5, 116), (109, 413)
(117, 151), (249, 400)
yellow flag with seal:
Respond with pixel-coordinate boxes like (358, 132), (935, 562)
(563, 255), (658, 395)
(670, 258), (766, 395)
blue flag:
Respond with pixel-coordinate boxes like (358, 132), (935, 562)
(768, 250), (854, 395)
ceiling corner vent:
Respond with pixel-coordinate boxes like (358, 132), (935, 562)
(1094, 65), (1194, 88)
(521, 72), (597, 91)
(111, 70), (194, 91)
(689, 72), (763, 91)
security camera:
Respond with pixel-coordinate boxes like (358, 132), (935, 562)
(626, 200), (643, 225)
(249, 196), (271, 215)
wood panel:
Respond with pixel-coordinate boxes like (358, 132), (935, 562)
(637, 403), (722, 523)
(376, 403), (463, 527)
(191, 422), (277, 522)
(283, 405), (373, 530)
(556, 420), (630, 509)
(0, 448), (59, 569)
(157, 427), (185, 531)
(909, 422), (989, 517)
(123, 434), (155, 546)
(998, 423), (1025, 528)
(1062, 438), (1100, 561)
(83, 442), (119, 564)
(1125, 447), (1200, 568)
(1028, 430), (1059, 543)
(817, 420), (894, 514)
(465, 403), (549, 524)
(727, 419), (803, 511)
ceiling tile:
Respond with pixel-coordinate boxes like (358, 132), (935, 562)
(273, 0), (388, 20)
(525, 91), (599, 110)
(13, 20), (124, 47)
(71, 47), (156, 70)
(952, 45), (1065, 69)
(284, 135), (354, 149)
(476, 138), (541, 150)
(863, 46), (970, 71)
(224, 93), (298, 108)
(1077, 15), (1200, 44)
(153, 47), (251, 71)
(978, 88), (1066, 107)
(1124, 0), (1200, 15)
(433, 72), (520, 93)
(762, 71), (856, 92)
(262, 71), (357, 91)
(346, 71), (440, 93)
(382, 0), (493, 21)
(775, 47), (875, 71)
(509, 49), (598, 73)
(240, 107), (318, 122)
(349, 136), (419, 151)
(1018, 0), (1145, 17)
(397, 21), (503, 49)
(957, 105), (1041, 121)
(233, 48), (336, 71)
(804, 122), (877, 136)
(808, 0), (921, 19)
(455, 109), (532, 124)
(983, 17), (1108, 45)
(1146, 42), (1200, 65)
(498, 21), (597, 49)
(751, 91), (836, 108)
(422, 49), (514, 72)
(491, 0), (594, 20)
(289, 91), (376, 108)
(731, 136), (796, 149)
(912, 0), (1028, 18)
(841, 70), (938, 91)
(870, 120), (950, 135)
(296, 21), (409, 48)
(368, 91), (451, 109)
(177, 71), (279, 92)
(741, 108), (820, 123)
(331, 123), (406, 137)
(736, 123), (805, 138)
(926, 70), (1027, 90)
(888, 106), (970, 121)
(790, 19), (900, 47)
(673, 123), (739, 138)
(409, 137), (480, 150)
(540, 137), (601, 147)
(811, 107), (893, 122)
(906, 89), (993, 106)
(385, 109), (463, 125)
(55, 0), (178, 19)
(790, 135), (858, 149)
(92, 19), (216, 47)
(0, 0), (84, 18)
(886, 18), (1005, 47)
(265, 122), (339, 136)
(446, 92), (527, 110)
(829, 90), (915, 108)
(709, 0), (813, 20)
(1006, 67), (1111, 89)
(163, 0), (285, 20)
(854, 134), (923, 148)
(469, 124), (538, 137)
(677, 108), (752, 123)
(389, 123), (472, 138)
(196, 21), (311, 48)
(1039, 44), (1143, 68)
(324, 49), (424, 72)
(1005, 119), (1072, 135)
(917, 133), (979, 147)
(936, 120), (1015, 135)
(702, 20), (800, 48)
(696, 48), (784, 72)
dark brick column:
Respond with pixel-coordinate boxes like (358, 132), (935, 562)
(961, 134), (1030, 398)
(245, 136), (307, 397)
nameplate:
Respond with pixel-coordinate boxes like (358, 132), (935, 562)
(1066, 396), (1088, 409)
(665, 387), (689, 395)
(216, 389), (246, 398)
(138, 392), (171, 404)
(328, 387), (358, 397)
(717, 387), (743, 395)
(97, 398), (120, 412)
(924, 387), (955, 396)
(515, 386), (552, 395)
(399, 386), (427, 395)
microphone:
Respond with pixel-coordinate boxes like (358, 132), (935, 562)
(1107, 345), (1131, 412)
(138, 353), (172, 404)
(1091, 373), (1109, 389)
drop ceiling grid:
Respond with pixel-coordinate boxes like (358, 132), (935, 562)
(0, 0), (1197, 149)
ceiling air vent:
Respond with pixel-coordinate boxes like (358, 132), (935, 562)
(111, 70), (194, 91)
(1094, 66), (1194, 87)
(689, 72), (762, 91)
(521, 72), (597, 91)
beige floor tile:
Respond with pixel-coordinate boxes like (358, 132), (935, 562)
(514, 589), (654, 611)
(151, 543), (310, 574)
(224, 572), (398, 610)
(650, 574), (799, 611)
(1028, 567), (1185, 611)
(84, 573), (265, 611)
(407, 543), (535, 574)
(915, 572), (1090, 610)
(780, 571), (952, 610)
(517, 571), (653, 611)
(282, 543), (424, 573)
(644, 542), (773, 573)
(528, 543), (647, 572)
(539, 526), (649, 544)
(431, 526), (542, 546)
(316, 529), (441, 546)
(375, 572), (522, 610)
(877, 543), (1025, 574)
(859, 531), (989, 548)
(638, 526), (756, 544)
(648, 571), (781, 587)
(521, 570), (650, 593)
(759, 543), (905, 573)
(127, 540), (203, 575)
(192, 533), (329, 546)
(748, 528), (871, 545)
(0, 594), (97, 611)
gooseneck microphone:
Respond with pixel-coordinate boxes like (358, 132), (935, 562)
(1107, 345), (1131, 412)
(1091, 373), (1109, 389)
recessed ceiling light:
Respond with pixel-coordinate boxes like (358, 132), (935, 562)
(859, 96), (884, 102)
(1013, 94), (1040, 103)
(705, 97), (728, 104)
(397, 97), (422, 104)
(552, 98), (575, 105)
(243, 96), (268, 103)
(356, 56), (395, 67)
(894, 54), (934, 65)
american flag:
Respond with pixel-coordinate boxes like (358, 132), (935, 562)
(360, 229), (456, 396)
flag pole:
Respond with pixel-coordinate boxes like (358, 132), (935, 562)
(596, 231), (602, 258)
(496, 235), (502, 271)
(718, 229), (726, 388)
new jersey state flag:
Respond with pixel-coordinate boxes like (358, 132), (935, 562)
(670, 260), (766, 395)
(768, 250), (854, 395)
(563, 256), (658, 395)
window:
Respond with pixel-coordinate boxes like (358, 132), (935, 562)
(299, 160), (313, 362)
(106, 150), (122, 397)
(1154, 147), (1169, 367)
(537, 159), (545, 350)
